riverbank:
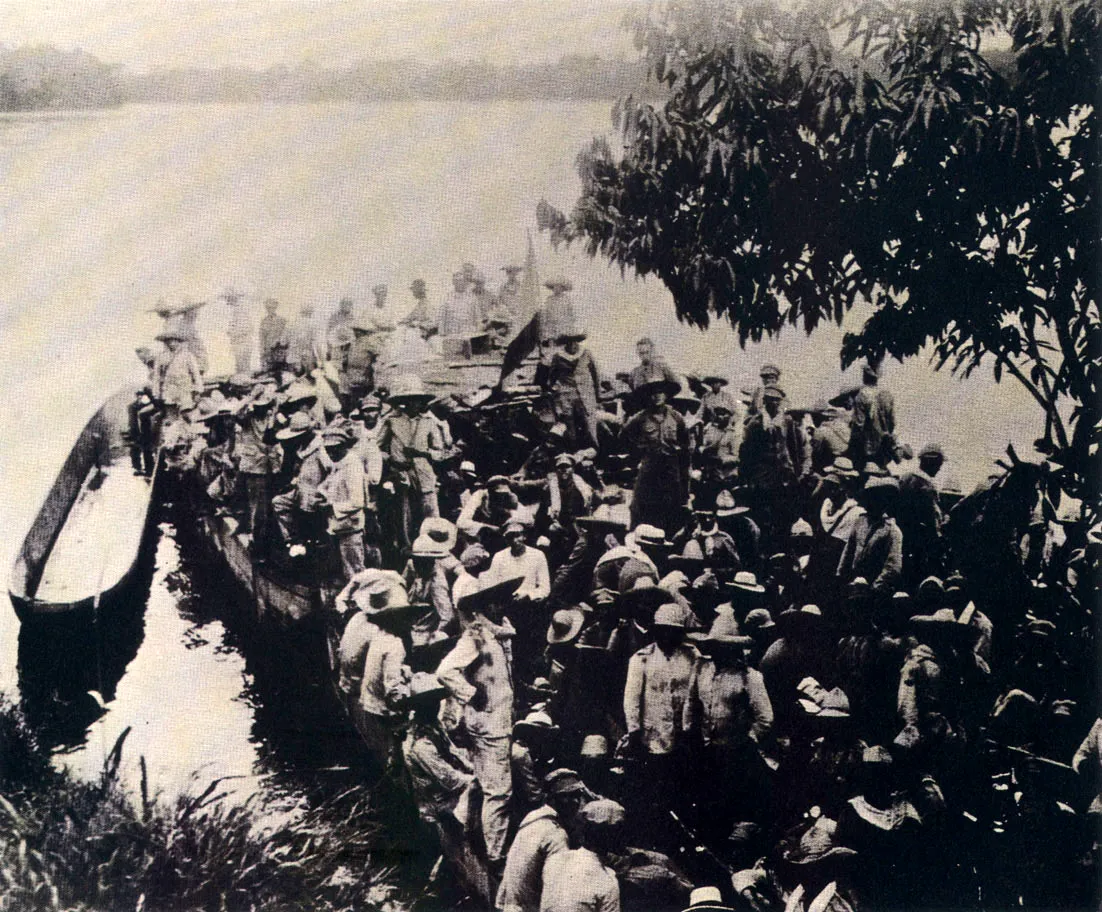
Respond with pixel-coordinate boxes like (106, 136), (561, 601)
(0, 697), (411, 912)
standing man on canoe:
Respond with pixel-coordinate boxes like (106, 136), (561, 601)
(628, 337), (678, 395)
(153, 327), (204, 424)
(234, 387), (283, 555)
(437, 270), (483, 345)
(547, 326), (601, 450)
(437, 577), (525, 872)
(287, 302), (326, 375)
(258, 298), (287, 373)
(622, 376), (690, 533)
(378, 375), (446, 555)
(318, 418), (369, 581)
(849, 362), (897, 470)
(496, 264), (524, 319)
(222, 288), (254, 375)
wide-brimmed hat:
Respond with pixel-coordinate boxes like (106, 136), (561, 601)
(637, 376), (681, 399)
(555, 325), (587, 343)
(388, 374), (434, 403)
(575, 515), (628, 536)
(727, 571), (765, 594)
(919, 443), (945, 460)
(778, 603), (825, 636)
(456, 575), (525, 615)
(797, 677), (852, 718)
(684, 886), (732, 912)
(742, 607), (776, 636)
(653, 603), (686, 629)
(411, 517), (457, 558)
(908, 607), (981, 645)
(544, 276), (573, 292)
(628, 524), (673, 549)
(864, 475), (899, 493)
(403, 671), (450, 708)
(759, 363), (781, 378)
(782, 816), (857, 866)
(761, 385), (786, 401)
(715, 490), (748, 517)
(701, 375), (729, 387)
(578, 799), (626, 828)
(706, 391), (738, 414)
(275, 412), (316, 440)
(547, 608), (586, 645)
(545, 768), (596, 799)
(827, 456), (859, 478)
(790, 518), (814, 539)
(155, 329), (187, 343)
(619, 578), (672, 621)
(321, 418), (357, 446)
(514, 709), (559, 740)
(671, 392), (702, 413)
(862, 462), (892, 478)
(702, 610), (752, 649)
(486, 474), (512, 491)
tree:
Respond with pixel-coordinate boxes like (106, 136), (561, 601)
(542, 0), (1099, 521)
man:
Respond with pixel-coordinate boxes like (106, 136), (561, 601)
(739, 385), (804, 543)
(272, 417), (333, 553)
(699, 374), (731, 423)
(175, 301), (209, 373)
(809, 404), (851, 474)
(357, 579), (417, 755)
(403, 278), (434, 330)
(437, 270), (483, 341)
(539, 799), (624, 912)
(543, 453), (593, 563)
(153, 328), (205, 421)
(341, 316), (378, 409)
(437, 577), (525, 867)
(234, 388), (282, 552)
(222, 288), (254, 374)
(287, 302), (326, 375)
(403, 517), (460, 633)
(838, 476), (904, 599)
(622, 377), (690, 532)
(371, 283), (388, 313)
(327, 296), (356, 352)
(496, 264), (524, 319)
(378, 374), (446, 552)
(548, 327), (601, 449)
(684, 613), (774, 834)
(622, 604), (699, 849)
(898, 444), (947, 584)
(849, 362), (896, 469)
(496, 769), (594, 912)
(539, 277), (576, 352)
(458, 474), (523, 546)
(488, 522), (551, 602)
(747, 363), (782, 418)
(471, 270), (494, 320)
(258, 298), (287, 372)
(318, 419), (368, 581)
(628, 337), (679, 401)
(128, 346), (159, 475)
(697, 391), (742, 501)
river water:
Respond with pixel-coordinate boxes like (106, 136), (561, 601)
(0, 102), (1041, 803)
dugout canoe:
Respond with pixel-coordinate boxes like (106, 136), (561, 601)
(9, 389), (159, 620)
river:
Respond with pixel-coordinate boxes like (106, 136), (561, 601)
(0, 101), (1042, 803)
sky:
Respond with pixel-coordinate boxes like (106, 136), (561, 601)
(0, 0), (642, 71)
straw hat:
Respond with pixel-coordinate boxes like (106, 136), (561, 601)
(715, 490), (748, 517)
(628, 524), (673, 549)
(726, 571), (765, 594)
(827, 456), (859, 478)
(275, 412), (316, 440)
(388, 374), (434, 404)
(547, 608), (586, 645)
(411, 517), (457, 558)
(514, 710), (559, 740)
(456, 575), (525, 615)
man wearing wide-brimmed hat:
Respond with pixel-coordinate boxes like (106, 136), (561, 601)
(547, 325), (601, 449)
(378, 374), (446, 553)
(436, 269), (482, 344)
(684, 609), (774, 838)
(402, 516), (460, 633)
(849, 362), (896, 470)
(899, 443), (948, 584)
(837, 476), (903, 598)
(356, 578), (421, 750)
(496, 768), (596, 912)
(538, 275), (576, 350)
(153, 326), (205, 420)
(698, 390), (743, 501)
(317, 418), (368, 580)
(623, 375), (690, 533)
(495, 263), (524, 318)
(272, 413), (336, 554)
(340, 314), (380, 409)
(628, 336), (679, 396)
(232, 385), (283, 554)
(437, 575), (526, 866)
(258, 298), (287, 373)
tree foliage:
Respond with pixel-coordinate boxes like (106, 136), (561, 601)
(546, 0), (1099, 512)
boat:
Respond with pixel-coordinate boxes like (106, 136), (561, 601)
(9, 387), (160, 620)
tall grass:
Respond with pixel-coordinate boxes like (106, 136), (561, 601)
(0, 698), (410, 911)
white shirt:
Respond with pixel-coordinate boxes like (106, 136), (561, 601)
(487, 545), (550, 600)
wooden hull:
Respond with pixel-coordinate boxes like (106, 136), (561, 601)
(9, 389), (158, 620)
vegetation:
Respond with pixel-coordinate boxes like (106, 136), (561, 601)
(0, 45), (122, 110)
(543, 0), (1099, 522)
(0, 699), (407, 912)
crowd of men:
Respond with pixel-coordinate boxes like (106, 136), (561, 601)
(135, 270), (1099, 912)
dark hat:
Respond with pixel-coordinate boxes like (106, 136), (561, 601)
(638, 376), (681, 399)
(545, 768), (596, 799)
(575, 515), (628, 536)
(776, 604), (825, 637)
(908, 608), (981, 645)
(919, 443), (945, 460)
(702, 375), (729, 387)
(456, 575), (525, 615)
(761, 385), (786, 401)
(620, 577), (673, 616)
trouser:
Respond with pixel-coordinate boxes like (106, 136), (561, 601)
(230, 340), (253, 375)
(128, 400), (156, 475)
(467, 731), (512, 862)
(243, 473), (271, 551)
(397, 486), (440, 551)
(333, 530), (365, 582)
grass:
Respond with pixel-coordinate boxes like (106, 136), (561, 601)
(0, 698), (411, 912)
